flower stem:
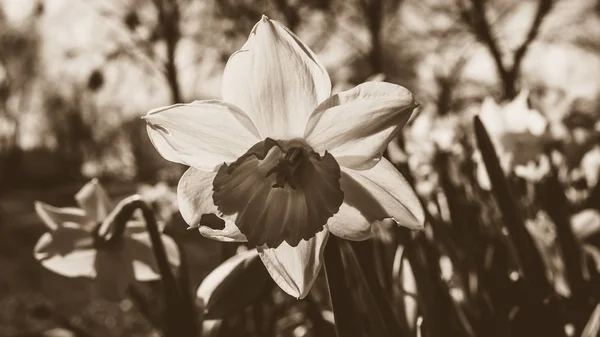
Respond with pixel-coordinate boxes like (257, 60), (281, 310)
(324, 235), (362, 337)
(104, 196), (197, 337)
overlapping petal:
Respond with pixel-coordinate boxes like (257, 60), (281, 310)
(304, 82), (417, 170)
(142, 14), (425, 301)
(222, 16), (331, 139)
(325, 202), (373, 241)
(75, 178), (113, 224)
(125, 230), (181, 281)
(212, 139), (342, 248)
(34, 201), (88, 231)
(177, 167), (246, 242)
(34, 224), (96, 278)
(145, 100), (261, 171)
(258, 229), (328, 299)
(331, 158), (424, 232)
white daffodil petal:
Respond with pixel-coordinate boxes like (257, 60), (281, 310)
(479, 97), (505, 136)
(258, 229), (328, 299)
(326, 202), (373, 241)
(75, 179), (114, 224)
(145, 100), (261, 171)
(34, 202), (87, 231)
(571, 209), (600, 240)
(304, 82), (417, 170)
(222, 16), (331, 139)
(178, 167), (247, 242)
(126, 231), (181, 281)
(340, 158), (424, 230)
(34, 231), (97, 278)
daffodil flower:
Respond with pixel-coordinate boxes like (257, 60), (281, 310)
(145, 16), (424, 299)
(476, 90), (550, 189)
(34, 179), (180, 300)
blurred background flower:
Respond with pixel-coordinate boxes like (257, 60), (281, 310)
(33, 180), (180, 301)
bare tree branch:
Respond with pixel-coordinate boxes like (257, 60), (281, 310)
(507, 0), (553, 95)
(152, 0), (183, 103)
(463, 0), (554, 99)
(467, 0), (508, 91)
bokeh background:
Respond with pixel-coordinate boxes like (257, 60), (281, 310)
(0, 0), (599, 336)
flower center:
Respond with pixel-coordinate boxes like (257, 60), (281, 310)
(212, 138), (343, 248)
(265, 147), (307, 189)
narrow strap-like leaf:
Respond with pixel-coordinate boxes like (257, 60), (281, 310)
(473, 116), (552, 300)
(324, 235), (363, 337)
(537, 174), (587, 301)
(581, 304), (600, 337)
(348, 240), (410, 336)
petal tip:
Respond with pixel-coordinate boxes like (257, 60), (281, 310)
(146, 120), (170, 135)
(393, 217), (424, 231)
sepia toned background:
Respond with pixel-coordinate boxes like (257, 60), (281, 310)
(0, 0), (599, 336)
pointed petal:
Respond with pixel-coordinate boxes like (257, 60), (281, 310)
(304, 82), (417, 170)
(258, 229), (328, 299)
(479, 97), (504, 136)
(34, 226), (97, 278)
(75, 179), (114, 224)
(145, 100), (261, 171)
(34, 201), (88, 231)
(222, 16), (331, 139)
(178, 167), (247, 242)
(336, 158), (424, 230)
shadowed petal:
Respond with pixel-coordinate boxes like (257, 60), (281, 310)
(213, 139), (342, 248)
(95, 245), (134, 301)
(125, 230), (181, 281)
(34, 202), (88, 231)
(304, 82), (417, 170)
(178, 167), (247, 242)
(334, 158), (424, 231)
(222, 16), (331, 139)
(75, 179), (114, 224)
(145, 100), (261, 171)
(326, 202), (373, 241)
(258, 229), (328, 299)
(34, 228), (96, 278)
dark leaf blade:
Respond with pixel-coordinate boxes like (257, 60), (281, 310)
(537, 174), (588, 301)
(473, 116), (551, 299)
(581, 305), (600, 337)
(345, 240), (410, 337)
(324, 236), (363, 337)
(197, 249), (273, 319)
